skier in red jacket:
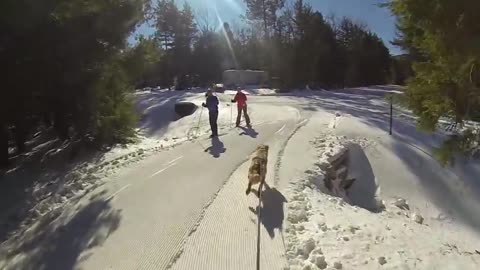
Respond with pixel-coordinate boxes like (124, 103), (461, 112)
(231, 88), (251, 127)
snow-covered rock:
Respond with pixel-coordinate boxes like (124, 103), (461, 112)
(412, 213), (424, 224)
(288, 209), (308, 224)
(282, 108), (480, 270)
(310, 254), (327, 269)
(393, 198), (409, 210)
(377, 256), (387, 265)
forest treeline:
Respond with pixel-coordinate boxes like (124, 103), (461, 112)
(0, 0), (412, 168)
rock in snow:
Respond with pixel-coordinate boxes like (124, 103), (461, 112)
(311, 255), (328, 269)
(303, 238), (316, 256)
(393, 198), (409, 210)
(378, 256), (387, 265)
(288, 209), (308, 224)
(412, 213), (424, 224)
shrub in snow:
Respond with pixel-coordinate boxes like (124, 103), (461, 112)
(378, 256), (387, 265)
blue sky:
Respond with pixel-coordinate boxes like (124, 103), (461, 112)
(132, 0), (401, 55)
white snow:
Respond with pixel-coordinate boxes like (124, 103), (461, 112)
(2, 85), (480, 269)
(224, 88), (277, 96)
(276, 90), (480, 269)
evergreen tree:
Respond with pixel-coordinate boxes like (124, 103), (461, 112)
(192, 31), (223, 85)
(244, 0), (285, 37)
(388, 0), (480, 164)
(153, 0), (196, 87)
(122, 36), (163, 88)
(0, 0), (149, 167)
(337, 18), (391, 87)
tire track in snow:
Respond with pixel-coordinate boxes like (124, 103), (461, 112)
(274, 118), (310, 186)
(275, 124), (287, 135)
(106, 184), (132, 201)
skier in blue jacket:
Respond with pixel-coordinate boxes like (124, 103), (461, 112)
(202, 89), (219, 138)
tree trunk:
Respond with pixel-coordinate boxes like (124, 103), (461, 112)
(54, 111), (69, 140)
(14, 121), (26, 153)
(262, 0), (268, 38)
(0, 123), (9, 168)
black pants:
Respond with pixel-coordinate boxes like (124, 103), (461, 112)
(236, 105), (251, 126)
(209, 111), (218, 136)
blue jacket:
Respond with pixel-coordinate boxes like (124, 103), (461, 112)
(203, 95), (219, 112)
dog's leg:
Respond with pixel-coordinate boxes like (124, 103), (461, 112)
(246, 182), (252, 195)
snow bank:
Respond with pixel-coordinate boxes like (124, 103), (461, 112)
(284, 133), (480, 270)
(276, 89), (480, 270)
(224, 87), (277, 96)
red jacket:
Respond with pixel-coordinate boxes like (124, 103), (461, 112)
(233, 91), (247, 108)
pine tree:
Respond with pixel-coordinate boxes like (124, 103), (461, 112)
(122, 36), (163, 88)
(337, 18), (391, 87)
(192, 31), (223, 85)
(0, 0), (149, 167)
(244, 0), (285, 37)
(153, 0), (196, 86)
(388, 0), (480, 164)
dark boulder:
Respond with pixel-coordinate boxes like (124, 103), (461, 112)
(175, 102), (198, 118)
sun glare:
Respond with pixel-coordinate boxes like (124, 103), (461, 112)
(207, 0), (239, 69)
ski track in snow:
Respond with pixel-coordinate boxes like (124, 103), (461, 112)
(168, 120), (298, 270)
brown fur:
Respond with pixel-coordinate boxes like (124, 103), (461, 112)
(247, 145), (269, 195)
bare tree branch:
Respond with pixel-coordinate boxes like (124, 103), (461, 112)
(195, 8), (216, 33)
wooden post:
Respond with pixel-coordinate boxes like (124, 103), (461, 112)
(389, 95), (393, 135)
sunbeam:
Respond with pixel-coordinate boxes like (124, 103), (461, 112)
(211, 1), (240, 70)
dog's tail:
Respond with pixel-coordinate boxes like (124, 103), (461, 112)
(249, 173), (261, 185)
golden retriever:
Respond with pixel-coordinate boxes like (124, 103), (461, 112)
(246, 145), (269, 195)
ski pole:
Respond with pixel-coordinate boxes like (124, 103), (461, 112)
(230, 103), (233, 127)
(196, 106), (204, 137)
(187, 106), (199, 139)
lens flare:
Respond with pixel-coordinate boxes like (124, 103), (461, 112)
(210, 1), (239, 69)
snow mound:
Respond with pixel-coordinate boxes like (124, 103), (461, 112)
(224, 88), (277, 96)
(285, 134), (480, 270)
(307, 135), (384, 212)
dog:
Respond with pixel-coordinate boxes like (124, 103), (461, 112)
(246, 144), (269, 195)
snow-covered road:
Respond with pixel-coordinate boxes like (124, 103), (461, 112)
(1, 87), (480, 270)
(0, 94), (308, 269)
(78, 121), (301, 270)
